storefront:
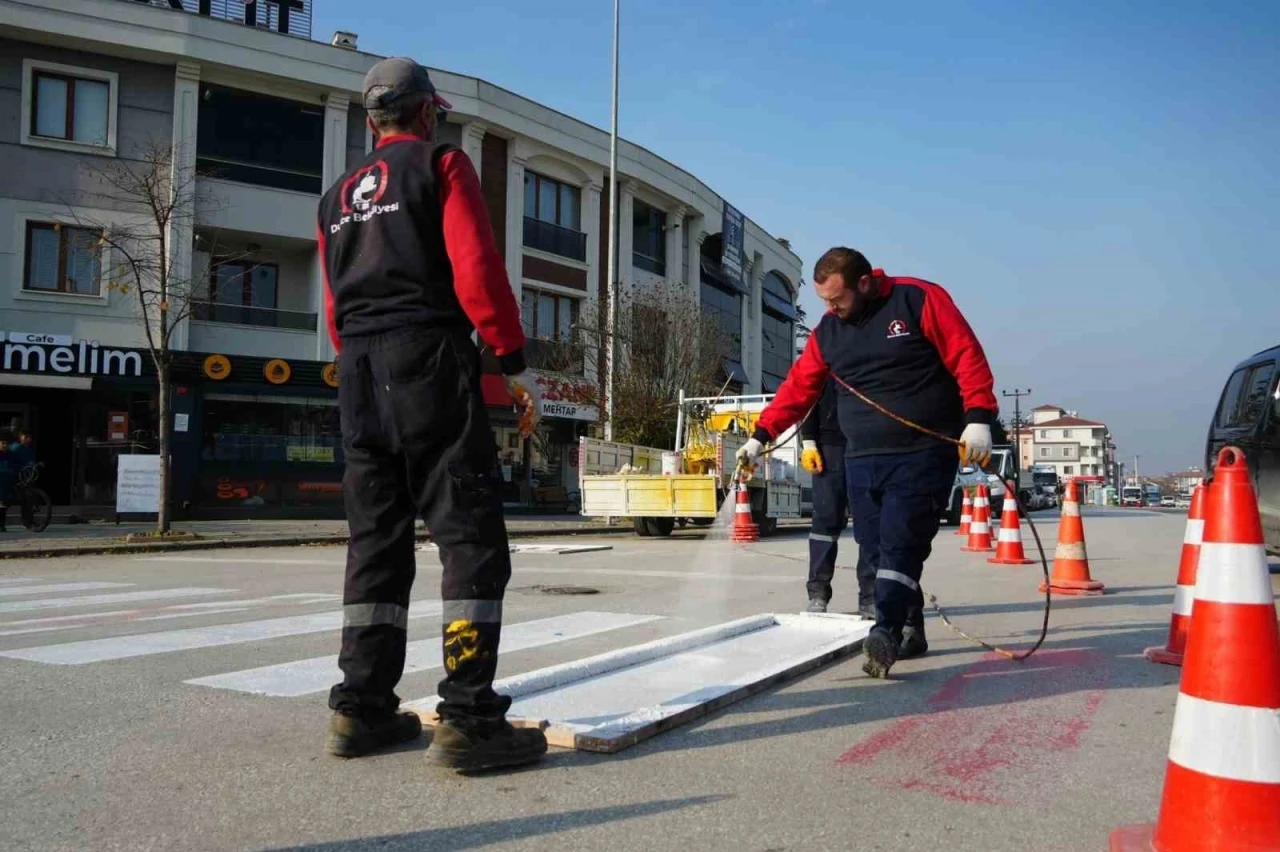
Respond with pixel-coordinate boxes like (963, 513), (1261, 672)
(0, 331), (342, 518)
(480, 369), (598, 509)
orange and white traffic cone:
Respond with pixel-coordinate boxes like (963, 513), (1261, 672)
(955, 489), (973, 536)
(1039, 480), (1104, 595)
(989, 497), (1034, 565)
(729, 480), (759, 544)
(961, 485), (994, 552)
(1110, 446), (1280, 851)
(1144, 482), (1209, 666)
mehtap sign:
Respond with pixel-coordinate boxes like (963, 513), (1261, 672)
(124, 0), (312, 39)
(535, 373), (598, 421)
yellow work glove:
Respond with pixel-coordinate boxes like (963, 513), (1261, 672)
(801, 440), (824, 474)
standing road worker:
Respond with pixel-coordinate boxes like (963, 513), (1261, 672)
(800, 379), (874, 618)
(318, 57), (547, 772)
(739, 248), (996, 678)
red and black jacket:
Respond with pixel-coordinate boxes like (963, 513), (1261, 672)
(756, 273), (997, 458)
(317, 135), (526, 374)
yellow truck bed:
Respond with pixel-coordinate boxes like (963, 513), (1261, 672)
(579, 474), (720, 519)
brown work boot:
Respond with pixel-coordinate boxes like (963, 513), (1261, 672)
(326, 710), (422, 758)
(426, 718), (548, 772)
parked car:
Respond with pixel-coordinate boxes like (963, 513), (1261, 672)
(1174, 494), (1192, 509)
(1160, 496), (1176, 508)
(1204, 344), (1280, 554)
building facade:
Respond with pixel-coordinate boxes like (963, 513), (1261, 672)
(0, 0), (803, 516)
(1024, 404), (1117, 498)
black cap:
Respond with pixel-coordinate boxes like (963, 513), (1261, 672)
(362, 57), (453, 111)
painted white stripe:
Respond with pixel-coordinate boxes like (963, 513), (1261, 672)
(0, 582), (133, 599)
(1183, 518), (1205, 545)
(0, 609), (140, 629)
(1194, 543), (1274, 605)
(0, 577), (37, 586)
(134, 607), (253, 622)
(164, 594), (340, 611)
(0, 588), (232, 615)
(186, 611), (664, 697)
(1055, 542), (1087, 561)
(139, 557), (321, 565)
(0, 603), (443, 665)
(877, 569), (919, 591)
(997, 528), (1022, 543)
(969, 523), (989, 534)
(1168, 693), (1280, 783)
(1172, 584), (1195, 617)
(0, 609), (146, 637)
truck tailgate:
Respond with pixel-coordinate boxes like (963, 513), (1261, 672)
(580, 475), (718, 519)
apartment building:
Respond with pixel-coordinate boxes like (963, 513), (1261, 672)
(1026, 404), (1116, 496)
(0, 0), (803, 516)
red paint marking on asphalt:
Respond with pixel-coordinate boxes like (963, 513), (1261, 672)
(837, 648), (1111, 805)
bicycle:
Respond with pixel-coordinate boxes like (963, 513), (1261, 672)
(13, 462), (52, 533)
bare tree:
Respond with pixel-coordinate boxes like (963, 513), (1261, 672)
(69, 141), (215, 533)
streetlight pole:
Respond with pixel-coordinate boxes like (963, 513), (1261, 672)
(1002, 387), (1031, 494)
(603, 0), (620, 442)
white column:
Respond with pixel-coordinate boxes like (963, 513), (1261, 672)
(664, 204), (686, 290)
(321, 92), (350, 193)
(745, 252), (765, 392)
(168, 60), (200, 353)
(583, 181), (603, 382)
(617, 180), (635, 293)
(311, 248), (335, 363)
(505, 151), (527, 306)
(461, 121), (487, 179)
(689, 222), (706, 307)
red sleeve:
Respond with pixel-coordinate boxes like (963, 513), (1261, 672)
(918, 281), (998, 421)
(754, 331), (830, 441)
(437, 149), (527, 364)
(315, 223), (340, 354)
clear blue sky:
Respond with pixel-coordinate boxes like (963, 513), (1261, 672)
(316, 0), (1279, 475)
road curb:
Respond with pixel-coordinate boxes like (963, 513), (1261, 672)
(0, 523), (636, 560)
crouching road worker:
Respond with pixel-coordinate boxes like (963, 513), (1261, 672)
(800, 379), (874, 618)
(738, 247), (996, 678)
(318, 57), (547, 771)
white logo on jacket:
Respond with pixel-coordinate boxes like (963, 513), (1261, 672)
(887, 319), (911, 339)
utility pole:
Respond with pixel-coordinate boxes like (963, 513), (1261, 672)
(1002, 387), (1032, 493)
(603, 0), (620, 442)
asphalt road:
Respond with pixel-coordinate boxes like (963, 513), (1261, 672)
(2, 508), (1277, 852)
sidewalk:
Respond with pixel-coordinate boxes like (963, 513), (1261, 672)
(0, 515), (633, 559)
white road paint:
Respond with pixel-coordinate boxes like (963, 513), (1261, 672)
(0, 577), (38, 586)
(406, 612), (872, 744)
(186, 611), (664, 697)
(0, 602), (443, 665)
(134, 607), (253, 622)
(0, 582), (134, 598)
(0, 588), (233, 615)
(417, 543), (614, 555)
(0, 609), (140, 629)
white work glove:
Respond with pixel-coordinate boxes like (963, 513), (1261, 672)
(504, 370), (542, 439)
(801, 440), (824, 474)
(958, 423), (992, 468)
(736, 437), (764, 472)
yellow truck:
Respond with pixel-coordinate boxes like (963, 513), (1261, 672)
(577, 392), (803, 537)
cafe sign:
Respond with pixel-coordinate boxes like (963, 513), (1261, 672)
(533, 372), (598, 422)
(0, 332), (144, 377)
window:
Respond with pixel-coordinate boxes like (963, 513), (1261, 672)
(761, 272), (796, 389)
(1216, 367), (1252, 428)
(700, 281), (742, 362)
(1064, 466), (1074, 475)
(523, 172), (585, 260)
(631, 200), (666, 275)
(1063, 430), (1071, 438)
(521, 289), (578, 343)
(23, 61), (117, 153)
(23, 222), (102, 296)
(1062, 447), (1071, 457)
(196, 84), (323, 193)
(212, 260), (279, 309)
(1040, 430), (1047, 439)
(1040, 447), (1049, 457)
(1237, 362), (1276, 427)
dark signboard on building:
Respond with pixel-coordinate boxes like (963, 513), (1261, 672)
(720, 201), (745, 291)
(125, 0), (312, 39)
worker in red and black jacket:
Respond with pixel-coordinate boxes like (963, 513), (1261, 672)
(738, 248), (997, 678)
(799, 379), (875, 618)
(317, 58), (546, 772)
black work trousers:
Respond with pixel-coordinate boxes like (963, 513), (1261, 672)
(328, 326), (513, 730)
(845, 445), (957, 639)
(806, 444), (874, 608)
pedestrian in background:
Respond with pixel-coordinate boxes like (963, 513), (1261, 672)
(739, 247), (997, 677)
(318, 57), (547, 772)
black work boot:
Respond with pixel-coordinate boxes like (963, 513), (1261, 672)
(862, 627), (899, 678)
(426, 719), (548, 773)
(857, 601), (876, 620)
(326, 710), (422, 758)
(899, 625), (929, 659)
(807, 597), (828, 614)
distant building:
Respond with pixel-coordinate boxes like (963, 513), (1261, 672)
(1025, 405), (1116, 496)
(1172, 468), (1205, 494)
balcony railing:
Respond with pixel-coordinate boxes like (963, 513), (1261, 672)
(523, 217), (587, 262)
(191, 301), (318, 332)
(526, 337), (585, 376)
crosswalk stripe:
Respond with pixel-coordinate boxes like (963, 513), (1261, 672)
(183, 611), (665, 697)
(0, 602), (444, 665)
(0, 588), (232, 615)
(0, 610), (143, 638)
(0, 582), (134, 598)
(0, 577), (38, 586)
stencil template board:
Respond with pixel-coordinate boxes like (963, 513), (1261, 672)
(417, 543), (613, 555)
(409, 612), (872, 753)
